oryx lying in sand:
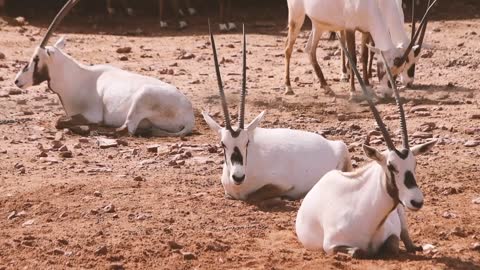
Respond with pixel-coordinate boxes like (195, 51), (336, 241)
(295, 37), (436, 258)
(14, 0), (195, 137)
(284, 0), (432, 99)
(203, 24), (351, 201)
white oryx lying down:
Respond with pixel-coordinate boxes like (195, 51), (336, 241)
(14, 0), (195, 137)
(295, 39), (437, 258)
(202, 24), (352, 202)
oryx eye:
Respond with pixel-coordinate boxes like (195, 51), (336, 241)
(387, 163), (398, 174)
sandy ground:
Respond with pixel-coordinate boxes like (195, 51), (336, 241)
(0, 4), (479, 270)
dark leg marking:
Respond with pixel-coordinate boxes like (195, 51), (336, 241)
(246, 184), (293, 203)
(379, 234), (400, 256)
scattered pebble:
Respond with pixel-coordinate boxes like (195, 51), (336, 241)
(97, 138), (118, 149)
(116, 47), (132, 54)
(181, 251), (197, 260)
(103, 203), (115, 213)
(464, 140), (480, 148)
(94, 245), (108, 256)
(168, 240), (183, 250)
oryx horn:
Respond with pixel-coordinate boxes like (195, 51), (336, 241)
(238, 24), (247, 129)
(380, 52), (409, 150)
(40, 0), (80, 48)
(208, 20), (232, 131)
(336, 33), (395, 150)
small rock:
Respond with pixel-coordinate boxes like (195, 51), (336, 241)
(59, 151), (73, 158)
(7, 211), (16, 220)
(16, 99), (27, 105)
(409, 106), (429, 113)
(471, 114), (480, 120)
(52, 140), (63, 149)
(110, 263), (125, 270)
(450, 227), (467, 237)
(119, 56), (129, 61)
(168, 240), (183, 250)
(472, 197), (480, 204)
(69, 125), (90, 136)
(464, 140), (480, 148)
(442, 211), (457, 219)
(58, 239), (69, 245)
(116, 47), (132, 54)
(181, 251), (197, 260)
(103, 203), (115, 213)
(8, 88), (22, 95)
(51, 248), (65, 256)
(54, 132), (64, 141)
(337, 114), (347, 121)
(22, 219), (35, 227)
(59, 145), (69, 152)
(0, 52), (5, 60)
(147, 145), (160, 153)
(412, 132), (433, 139)
(94, 245), (108, 256)
(472, 243), (480, 251)
(93, 191), (102, 197)
(97, 138), (118, 149)
(15, 16), (27, 25)
(133, 176), (145, 182)
(37, 151), (48, 157)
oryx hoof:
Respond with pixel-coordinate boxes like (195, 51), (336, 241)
(406, 244), (423, 253)
(340, 72), (350, 82)
(179, 20), (188, 30)
(188, 8), (197, 16)
(350, 248), (367, 259)
(219, 23), (228, 32)
(160, 21), (168, 28)
(115, 125), (130, 136)
(322, 85), (335, 96)
(284, 86), (295, 95)
(228, 22), (237, 31)
(107, 8), (116, 16)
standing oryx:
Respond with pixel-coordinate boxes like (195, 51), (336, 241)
(14, 0), (195, 137)
(203, 23), (352, 201)
(295, 35), (436, 258)
(284, 0), (433, 99)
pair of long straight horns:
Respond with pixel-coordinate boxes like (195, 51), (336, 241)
(399, 0), (438, 66)
(208, 20), (247, 131)
(39, 0), (80, 48)
(337, 33), (408, 151)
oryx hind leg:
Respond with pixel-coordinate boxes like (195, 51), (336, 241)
(306, 27), (334, 96)
(378, 234), (400, 256)
(284, 10), (305, 95)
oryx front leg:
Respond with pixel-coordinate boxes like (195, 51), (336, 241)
(332, 246), (368, 259)
(397, 205), (422, 252)
(284, 12), (305, 95)
(306, 28), (334, 96)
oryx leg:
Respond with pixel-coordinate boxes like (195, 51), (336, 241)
(172, 0), (188, 29)
(379, 234), (400, 256)
(246, 184), (293, 203)
(397, 205), (422, 252)
(360, 33), (370, 86)
(340, 31), (350, 82)
(284, 12), (305, 95)
(345, 30), (357, 95)
(106, 0), (115, 15)
(332, 245), (368, 259)
(119, 0), (133, 16)
(158, 0), (168, 27)
(218, 0), (228, 31)
(306, 27), (334, 96)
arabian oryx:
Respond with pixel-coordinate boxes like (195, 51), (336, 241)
(202, 24), (351, 202)
(295, 37), (436, 258)
(284, 0), (434, 99)
(342, 0), (437, 98)
(14, 0), (195, 137)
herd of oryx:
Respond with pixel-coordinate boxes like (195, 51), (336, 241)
(13, 0), (442, 259)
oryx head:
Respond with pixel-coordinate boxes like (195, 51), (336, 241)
(373, 0), (437, 95)
(339, 35), (436, 212)
(203, 23), (264, 186)
(14, 0), (78, 89)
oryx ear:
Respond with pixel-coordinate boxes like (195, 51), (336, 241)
(363, 144), (385, 163)
(246, 110), (266, 131)
(366, 44), (381, 54)
(202, 111), (222, 134)
(411, 140), (436, 156)
(54, 36), (66, 49)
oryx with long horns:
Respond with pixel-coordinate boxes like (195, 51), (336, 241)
(284, 0), (436, 98)
(14, 0), (195, 137)
(202, 23), (352, 201)
(295, 34), (437, 258)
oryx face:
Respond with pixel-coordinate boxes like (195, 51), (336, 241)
(14, 47), (50, 89)
(220, 129), (249, 185)
(202, 111), (265, 186)
(14, 37), (66, 90)
(363, 140), (436, 211)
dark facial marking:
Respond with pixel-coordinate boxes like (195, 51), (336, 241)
(395, 149), (409, 160)
(414, 47), (421, 57)
(32, 55), (50, 85)
(404, 170), (418, 189)
(229, 129), (241, 138)
(230, 146), (243, 165)
(387, 80), (392, 89)
(387, 163), (398, 174)
(377, 62), (385, 81)
(407, 64), (416, 78)
(393, 57), (403, 67)
(387, 168), (400, 205)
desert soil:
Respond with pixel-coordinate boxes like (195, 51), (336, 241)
(0, 3), (479, 270)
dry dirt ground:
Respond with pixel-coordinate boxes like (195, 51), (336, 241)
(0, 5), (479, 270)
